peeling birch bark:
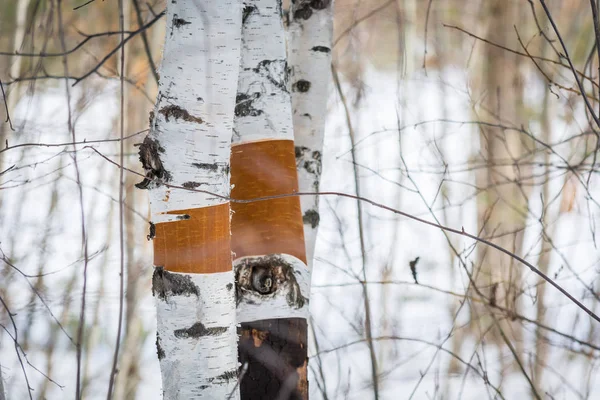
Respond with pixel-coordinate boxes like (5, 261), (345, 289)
(287, 0), (334, 264)
(137, 1), (243, 398)
(231, 1), (310, 398)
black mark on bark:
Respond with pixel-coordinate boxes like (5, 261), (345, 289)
(283, 9), (290, 27)
(311, 46), (330, 53)
(156, 333), (165, 360)
(176, 214), (191, 220)
(182, 181), (203, 189)
(172, 14), (191, 28)
(136, 136), (169, 189)
(293, 79), (311, 93)
(293, 5), (312, 20)
(191, 162), (218, 171)
(152, 266), (200, 301)
(159, 105), (203, 124)
(235, 255), (307, 309)
(302, 210), (320, 229)
(295, 145), (307, 159)
(409, 256), (420, 284)
(295, 146), (322, 176)
(235, 93), (263, 117)
(147, 222), (156, 240)
(253, 59), (289, 93)
(243, 4), (257, 24)
(191, 162), (229, 176)
(174, 322), (228, 338)
(211, 369), (237, 383)
(310, 0), (331, 10)
(148, 111), (155, 130)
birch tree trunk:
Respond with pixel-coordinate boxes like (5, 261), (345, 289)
(287, 0), (334, 265)
(137, 1), (242, 398)
(230, 1), (319, 397)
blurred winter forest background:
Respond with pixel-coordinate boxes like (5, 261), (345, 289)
(1, 0), (600, 398)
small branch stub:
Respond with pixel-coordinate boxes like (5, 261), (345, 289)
(234, 254), (309, 322)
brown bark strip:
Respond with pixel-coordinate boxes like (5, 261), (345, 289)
(230, 139), (307, 264)
(238, 319), (308, 400)
(153, 203), (231, 273)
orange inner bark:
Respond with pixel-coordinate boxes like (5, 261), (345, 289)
(153, 203), (231, 273)
(230, 140), (307, 264)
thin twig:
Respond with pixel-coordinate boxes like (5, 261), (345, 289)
(589, 0), (600, 118)
(315, 335), (506, 399)
(514, 26), (559, 99)
(56, 1), (89, 398)
(73, 11), (165, 86)
(494, 319), (542, 400)
(444, 24), (600, 90)
(0, 129), (147, 155)
(132, 0), (159, 83)
(333, 0), (394, 47)
(226, 362), (248, 400)
(0, 296), (33, 399)
(538, 0), (600, 131)
(73, 0), (96, 10)
(422, 0), (434, 73)
(0, 78), (15, 131)
(106, 0), (126, 397)
(331, 64), (380, 400)
(87, 146), (600, 330)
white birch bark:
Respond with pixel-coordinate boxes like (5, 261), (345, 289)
(139, 2), (242, 398)
(233, 0), (310, 321)
(233, 0), (294, 145)
(287, 0), (334, 264)
(153, 270), (239, 399)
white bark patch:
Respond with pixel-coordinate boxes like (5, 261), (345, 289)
(233, 0), (294, 144)
(234, 254), (310, 322)
(140, 0), (243, 217)
(288, 0), (334, 264)
(153, 268), (239, 399)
